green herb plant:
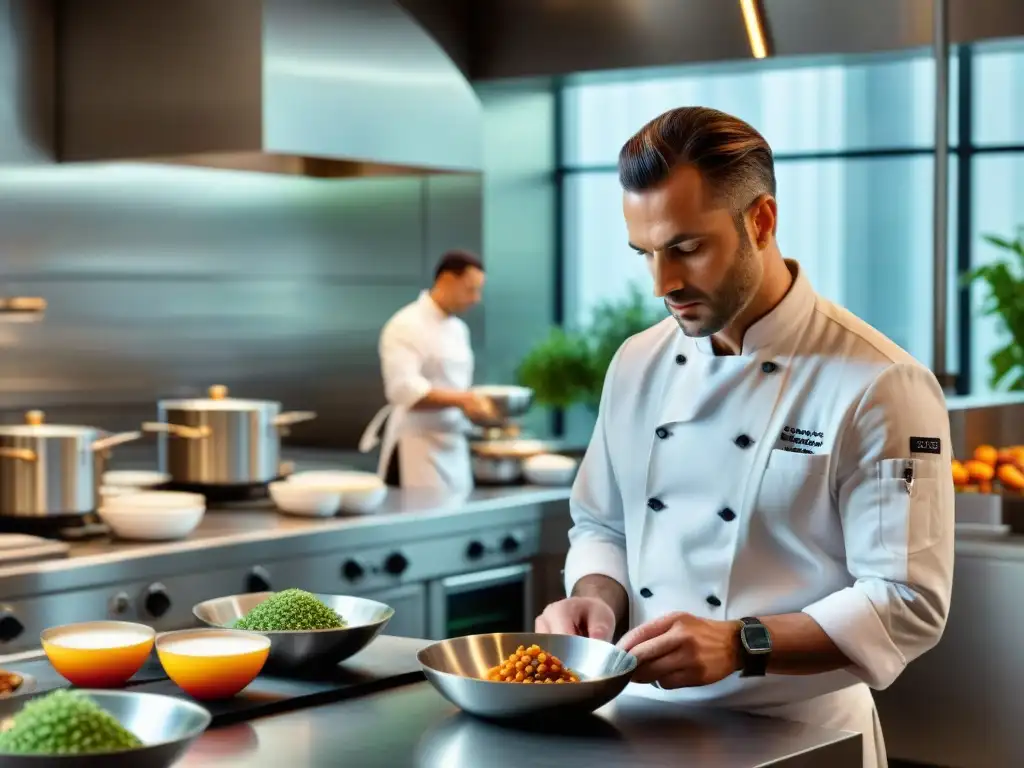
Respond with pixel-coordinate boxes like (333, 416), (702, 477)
(516, 284), (663, 410)
(963, 226), (1024, 390)
(233, 588), (346, 631)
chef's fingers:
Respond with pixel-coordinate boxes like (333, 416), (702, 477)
(582, 613), (614, 642)
(535, 604), (582, 636)
(631, 652), (691, 685)
(535, 615), (550, 633)
(623, 625), (692, 670)
(616, 613), (679, 652)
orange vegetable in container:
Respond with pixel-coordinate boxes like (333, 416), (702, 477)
(951, 460), (970, 486)
(964, 459), (995, 483)
(997, 464), (1024, 492)
(973, 445), (998, 466)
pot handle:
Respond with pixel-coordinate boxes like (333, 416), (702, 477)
(273, 411), (317, 428)
(142, 422), (211, 440)
(91, 431), (143, 453)
(0, 448), (36, 462)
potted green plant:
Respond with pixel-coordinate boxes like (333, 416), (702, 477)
(515, 284), (663, 410)
(963, 226), (1024, 391)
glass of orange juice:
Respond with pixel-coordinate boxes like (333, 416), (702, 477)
(156, 628), (271, 700)
(41, 621), (156, 687)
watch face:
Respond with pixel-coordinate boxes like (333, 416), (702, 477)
(742, 624), (772, 653)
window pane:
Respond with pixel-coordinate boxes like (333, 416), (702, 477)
(562, 55), (957, 167)
(973, 41), (1024, 146)
(970, 153), (1024, 393)
(563, 157), (957, 372)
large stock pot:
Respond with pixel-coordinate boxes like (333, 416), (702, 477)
(143, 385), (316, 486)
(0, 410), (142, 517)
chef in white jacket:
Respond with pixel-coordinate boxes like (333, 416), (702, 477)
(535, 107), (955, 768)
(361, 251), (495, 493)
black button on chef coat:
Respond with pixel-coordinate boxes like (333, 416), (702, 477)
(735, 434), (753, 449)
(718, 508), (736, 522)
(761, 361), (778, 374)
(706, 595), (722, 607)
(655, 426), (669, 439)
(647, 498), (666, 512)
(640, 588), (653, 598)
(675, 354), (687, 365)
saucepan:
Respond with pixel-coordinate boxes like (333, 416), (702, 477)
(0, 411), (142, 517)
(143, 385), (317, 486)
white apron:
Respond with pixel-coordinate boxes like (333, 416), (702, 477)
(358, 404), (473, 494)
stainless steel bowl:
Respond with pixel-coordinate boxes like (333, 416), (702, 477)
(0, 689), (211, 767)
(469, 386), (534, 428)
(193, 592), (394, 672)
(417, 632), (637, 720)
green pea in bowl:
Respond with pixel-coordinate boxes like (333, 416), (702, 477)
(192, 592), (394, 672)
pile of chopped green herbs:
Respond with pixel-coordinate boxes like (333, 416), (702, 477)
(0, 689), (142, 755)
(233, 589), (346, 631)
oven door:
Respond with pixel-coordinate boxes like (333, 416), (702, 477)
(427, 563), (533, 640)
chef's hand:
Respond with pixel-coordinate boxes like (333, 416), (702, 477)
(617, 612), (741, 689)
(535, 597), (616, 642)
(459, 393), (498, 423)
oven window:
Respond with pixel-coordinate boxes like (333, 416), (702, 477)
(444, 578), (526, 637)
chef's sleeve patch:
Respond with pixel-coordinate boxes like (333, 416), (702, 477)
(909, 437), (942, 455)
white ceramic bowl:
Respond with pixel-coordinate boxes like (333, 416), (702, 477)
(98, 504), (205, 541)
(523, 453), (579, 486)
(102, 490), (206, 512)
(268, 481), (342, 518)
(287, 471), (387, 514)
(102, 470), (171, 489)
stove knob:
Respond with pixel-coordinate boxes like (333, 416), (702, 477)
(383, 552), (408, 576)
(144, 584), (171, 618)
(0, 607), (23, 643)
(341, 559), (365, 582)
(110, 592), (131, 616)
(246, 566), (272, 593)
(500, 535), (521, 554)
(466, 541), (486, 560)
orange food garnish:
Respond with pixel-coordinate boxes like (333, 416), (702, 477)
(965, 459), (995, 483)
(485, 644), (580, 684)
(974, 445), (998, 466)
(997, 464), (1024, 492)
(951, 460), (970, 486)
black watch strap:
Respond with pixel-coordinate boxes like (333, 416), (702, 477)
(739, 616), (770, 678)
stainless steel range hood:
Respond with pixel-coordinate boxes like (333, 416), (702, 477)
(55, 0), (482, 176)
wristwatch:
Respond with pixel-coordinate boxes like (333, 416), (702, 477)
(737, 617), (772, 677)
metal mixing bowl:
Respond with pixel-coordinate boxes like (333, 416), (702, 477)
(0, 689), (211, 767)
(192, 592), (394, 672)
(468, 386), (534, 427)
(417, 632), (637, 720)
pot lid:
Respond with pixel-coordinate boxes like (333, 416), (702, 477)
(159, 385), (281, 411)
(0, 410), (102, 438)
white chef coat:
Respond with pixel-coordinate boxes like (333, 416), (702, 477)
(564, 261), (954, 768)
(365, 290), (475, 493)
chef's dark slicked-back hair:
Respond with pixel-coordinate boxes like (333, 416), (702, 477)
(434, 250), (484, 281)
(618, 106), (776, 210)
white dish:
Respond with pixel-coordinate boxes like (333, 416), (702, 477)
(102, 470), (171, 489)
(285, 471), (387, 514)
(269, 480), (342, 518)
(523, 453), (578, 486)
(102, 490), (206, 511)
(98, 504), (205, 541)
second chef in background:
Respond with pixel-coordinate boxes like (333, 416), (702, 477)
(361, 251), (496, 493)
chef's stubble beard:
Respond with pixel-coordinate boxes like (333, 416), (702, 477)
(668, 229), (761, 338)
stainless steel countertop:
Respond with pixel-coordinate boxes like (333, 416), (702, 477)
(174, 640), (860, 768)
(0, 470), (571, 598)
